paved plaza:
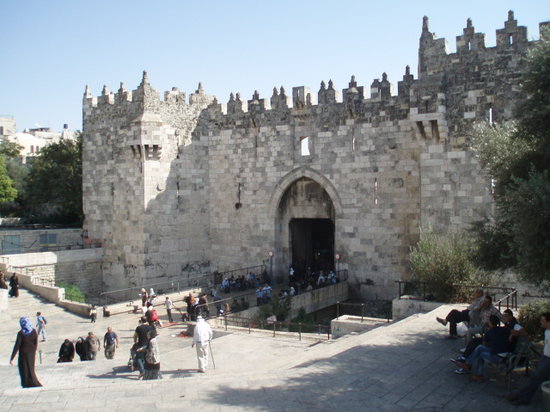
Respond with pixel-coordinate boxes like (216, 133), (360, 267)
(0, 289), (545, 411)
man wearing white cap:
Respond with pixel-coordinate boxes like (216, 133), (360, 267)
(192, 315), (213, 372)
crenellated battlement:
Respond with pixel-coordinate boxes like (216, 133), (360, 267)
(82, 11), (548, 295)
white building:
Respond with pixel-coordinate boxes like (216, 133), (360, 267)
(1, 123), (76, 164)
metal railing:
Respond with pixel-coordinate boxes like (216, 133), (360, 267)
(395, 280), (516, 302)
(195, 269), (350, 316)
(98, 274), (215, 305)
(219, 314), (331, 341)
(194, 291), (254, 317)
(215, 265), (267, 286)
(335, 300), (392, 322)
(495, 288), (519, 311)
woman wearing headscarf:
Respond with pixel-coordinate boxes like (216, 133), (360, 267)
(142, 328), (160, 380)
(10, 317), (42, 387)
(9, 273), (19, 298)
(57, 339), (75, 362)
(75, 337), (88, 361)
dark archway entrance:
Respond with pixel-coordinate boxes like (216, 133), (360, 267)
(290, 218), (334, 279)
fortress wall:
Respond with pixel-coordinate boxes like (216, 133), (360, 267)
(81, 12), (547, 297)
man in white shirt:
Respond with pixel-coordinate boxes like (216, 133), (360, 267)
(192, 316), (213, 373)
(508, 312), (550, 405)
(164, 296), (174, 323)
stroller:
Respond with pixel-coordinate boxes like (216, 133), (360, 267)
(128, 343), (139, 371)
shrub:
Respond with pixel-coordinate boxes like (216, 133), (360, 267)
(518, 300), (550, 340)
(409, 228), (490, 302)
(255, 296), (291, 324)
(59, 282), (86, 303)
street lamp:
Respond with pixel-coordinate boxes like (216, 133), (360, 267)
(335, 253), (340, 274)
(268, 251), (274, 283)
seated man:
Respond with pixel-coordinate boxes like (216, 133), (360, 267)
(437, 288), (484, 338)
(455, 314), (511, 381)
(465, 295), (502, 342)
(508, 312), (550, 406)
(453, 307), (524, 364)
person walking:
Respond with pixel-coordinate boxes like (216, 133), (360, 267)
(192, 315), (213, 373)
(164, 296), (174, 323)
(36, 312), (47, 342)
(89, 305), (97, 323)
(85, 331), (101, 360)
(133, 316), (152, 378)
(9, 273), (19, 298)
(103, 327), (119, 359)
(57, 339), (75, 363)
(10, 317), (42, 387)
(143, 329), (161, 380)
(75, 337), (88, 361)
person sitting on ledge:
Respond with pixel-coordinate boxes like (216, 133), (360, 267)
(436, 288), (484, 338)
(507, 312), (550, 406)
(454, 314), (511, 381)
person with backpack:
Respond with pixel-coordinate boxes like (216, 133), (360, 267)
(145, 303), (162, 328)
(36, 312), (47, 342)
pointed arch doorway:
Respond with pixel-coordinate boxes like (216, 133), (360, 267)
(275, 176), (336, 282)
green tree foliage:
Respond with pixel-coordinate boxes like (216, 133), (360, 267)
(471, 29), (550, 285)
(518, 300), (550, 340)
(256, 295), (291, 323)
(25, 135), (83, 225)
(0, 141), (24, 160)
(59, 282), (86, 303)
(0, 155), (17, 203)
(409, 228), (490, 302)
(0, 141), (29, 215)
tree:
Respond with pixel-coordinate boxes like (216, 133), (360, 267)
(0, 155), (17, 203)
(25, 134), (83, 225)
(0, 141), (29, 215)
(409, 228), (489, 302)
(0, 141), (24, 160)
(471, 28), (550, 285)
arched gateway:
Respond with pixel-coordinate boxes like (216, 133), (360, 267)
(269, 167), (343, 280)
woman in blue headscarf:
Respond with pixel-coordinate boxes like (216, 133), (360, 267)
(10, 317), (42, 387)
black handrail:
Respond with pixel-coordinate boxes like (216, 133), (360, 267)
(219, 314), (331, 341)
(495, 288), (518, 311)
(335, 300), (392, 323)
(395, 279), (516, 301)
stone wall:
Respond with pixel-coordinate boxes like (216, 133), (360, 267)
(82, 13), (548, 299)
(0, 249), (103, 298)
(0, 228), (83, 254)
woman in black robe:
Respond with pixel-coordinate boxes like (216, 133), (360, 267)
(10, 317), (42, 388)
(57, 339), (75, 362)
(9, 273), (19, 298)
(75, 337), (88, 361)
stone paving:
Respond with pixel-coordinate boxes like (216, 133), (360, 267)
(0, 288), (544, 411)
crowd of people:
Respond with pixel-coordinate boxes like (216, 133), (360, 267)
(437, 290), (550, 406)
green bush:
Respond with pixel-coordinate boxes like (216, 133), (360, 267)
(255, 295), (291, 324)
(409, 228), (491, 302)
(518, 300), (550, 340)
(59, 282), (86, 303)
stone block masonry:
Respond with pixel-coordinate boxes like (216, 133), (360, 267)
(82, 12), (549, 299)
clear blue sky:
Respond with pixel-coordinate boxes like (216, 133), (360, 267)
(0, 0), (548, 132)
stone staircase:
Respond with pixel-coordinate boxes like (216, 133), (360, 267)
(0, 288), (543, 411)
